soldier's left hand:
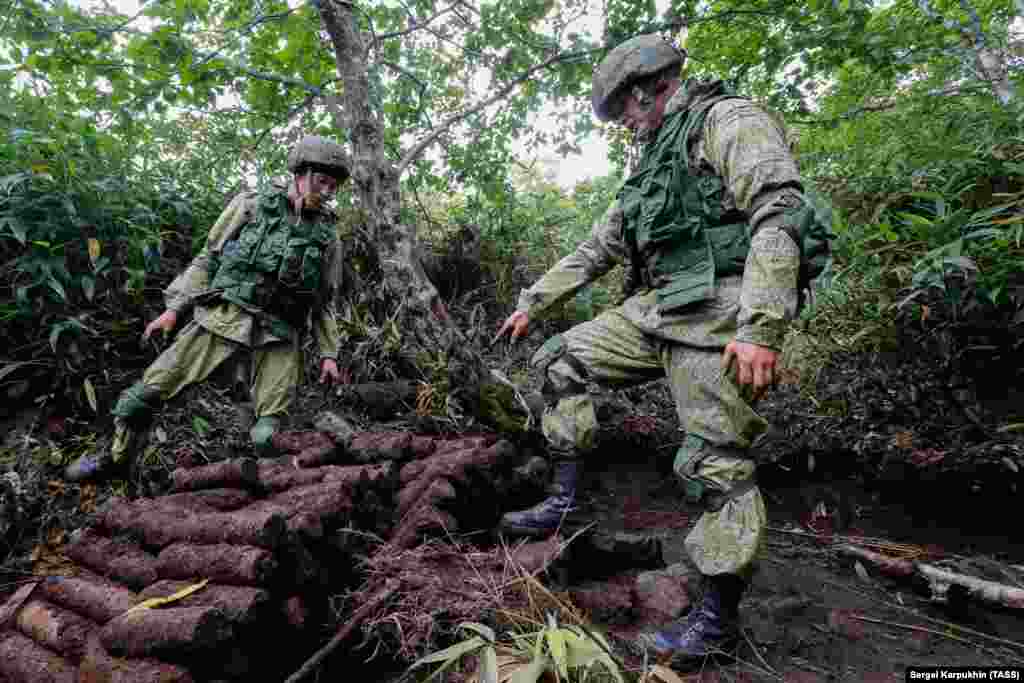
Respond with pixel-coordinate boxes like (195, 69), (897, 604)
(722, 340), (778, 401)
(319, 358), (342, 386)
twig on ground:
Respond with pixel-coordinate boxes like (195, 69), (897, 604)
(284, 579), (398, 683)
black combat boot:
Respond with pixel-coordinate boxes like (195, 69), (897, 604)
(640, 574), (744, 669)
(499, 460), (580, 537)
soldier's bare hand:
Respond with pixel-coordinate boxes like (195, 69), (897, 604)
(142, 310), (178, 342)
(319, 358), (341, 386)
(722, 340), (778, 402)
(431, 297), (450, 323)
(490, 310), (530, 348)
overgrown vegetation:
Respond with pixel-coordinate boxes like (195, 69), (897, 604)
(0, 0), (1022, 677)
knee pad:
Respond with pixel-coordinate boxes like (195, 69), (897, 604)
(111, 382), (162, 426)
(674, 434), (755, 509)
(250, 416), (282, 456)
(530, 335), (589, 404)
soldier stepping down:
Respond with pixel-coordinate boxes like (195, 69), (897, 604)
(491, 34), (831, 668)
(66, 135), (352, 482)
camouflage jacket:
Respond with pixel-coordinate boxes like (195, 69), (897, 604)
(164, 185), (343, 359)
(516, 79), (803, 350)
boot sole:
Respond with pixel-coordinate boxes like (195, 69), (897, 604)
(498, 521), (559, 538)
(665, 638), (739, 672)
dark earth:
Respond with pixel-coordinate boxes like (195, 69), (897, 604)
(2, 273), (1024, 682)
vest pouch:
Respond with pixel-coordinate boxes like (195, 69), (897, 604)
(654, 237), (715, 314)
(705, 222), (750, 277)
(300, 245), (323, 290)
(278, 238), (310, 288)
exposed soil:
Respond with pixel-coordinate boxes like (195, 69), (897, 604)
(2, 292), (1024, 682)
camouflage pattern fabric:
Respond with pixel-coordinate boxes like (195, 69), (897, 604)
(110, 320), (302, 462)
(164, 186), (343, 359)
(518, 81), (802, 576)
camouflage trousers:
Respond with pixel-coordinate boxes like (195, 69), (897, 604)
(531, 276), (767, 577)
(110, 320), (302, 462)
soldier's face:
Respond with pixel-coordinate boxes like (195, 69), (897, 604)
(620, 89), (668, 139)
(296, 171), (340, 211)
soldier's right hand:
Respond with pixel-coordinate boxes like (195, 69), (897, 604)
(490, 310), (530, 348)
(142, 310), (178, 342)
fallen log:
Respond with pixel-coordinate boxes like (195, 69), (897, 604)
(917, 563), (1024, 610)
(13, 598), (95, 661)
(170, 458), (259, 492)
(98, 498), (287, 550)
(79, 634), (195, 683)
(66, 528), (159, 590)
(100, 605), (232, 658)
(840, 545), (1024, 610)
(0, 630), (76, 683)
(156, 543), (278, 586)
(35, 575), (138, 625)
(837, 545), (915, 577)
(137, 581), (271, 625)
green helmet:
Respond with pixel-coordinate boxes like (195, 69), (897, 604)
(591, 34), (686, 122)
(287, 135), (350, 182)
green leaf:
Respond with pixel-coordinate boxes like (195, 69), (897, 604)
(81, 275), (96, 302)
(0, 216), (27, 244)
(83, 377), (98, 413)
(458, 622), (495, 643)
(478, 645), (498, 683)
(192, 415), (210, 436)
(47, 277), (67, 302)
(410, 635), (485, 668)
(544, 627), (568, 680)
(508, 654), (549, 683)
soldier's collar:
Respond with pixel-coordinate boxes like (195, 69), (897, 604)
(663, 78), (728, 118)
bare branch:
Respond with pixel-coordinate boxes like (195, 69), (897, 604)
(396, 48), (593, 176)
(375, 1), (463, 42)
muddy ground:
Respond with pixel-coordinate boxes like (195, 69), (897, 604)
(2, 297), (1024, 682)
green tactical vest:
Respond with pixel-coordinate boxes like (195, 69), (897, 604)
(208, 189), (335, 337)
(618, 83), (833, 314)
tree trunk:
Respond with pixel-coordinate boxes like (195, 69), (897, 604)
(317, 0), (489, 409)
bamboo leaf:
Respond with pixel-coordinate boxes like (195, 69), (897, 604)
(411, 635), (485, 668)
(83, 377), (97, 413)
(544, 627), (569, 680)
(123, 579), (209, 616)
(87, 238), (101, 266)
(507, 655), (549, 683)
(459, 621), (496, 643)
(478, 644), (499, 683)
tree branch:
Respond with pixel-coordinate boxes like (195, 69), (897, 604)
(375, 1), (463, 42)
(396, 48), (592, 176)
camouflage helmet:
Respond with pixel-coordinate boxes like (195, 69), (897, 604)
(286, 135), (350, 182)
(591, 34), (685, 122)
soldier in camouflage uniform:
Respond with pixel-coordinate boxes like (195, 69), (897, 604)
(492, 35), (814, 666)
(65, 135), (351, 482)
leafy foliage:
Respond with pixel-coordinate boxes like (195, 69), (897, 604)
(410, 615), (624, 683)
